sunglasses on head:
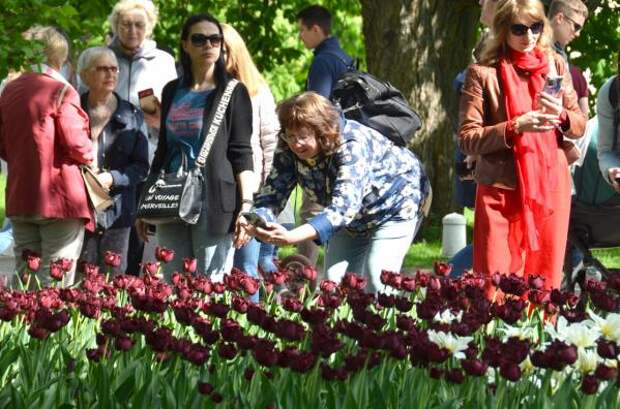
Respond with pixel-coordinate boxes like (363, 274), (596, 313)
(189, 33), (223, 47)
(510, 21), (544, 36)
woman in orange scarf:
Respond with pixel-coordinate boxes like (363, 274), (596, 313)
(459, 0), (586, 296)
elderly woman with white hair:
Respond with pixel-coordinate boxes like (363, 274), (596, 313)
(107, 0), (177, 274)
(78, 46), (149, 274)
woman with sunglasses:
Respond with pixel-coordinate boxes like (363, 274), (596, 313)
(237, 92), (431, 293)
(459, 0), (586, 297)
(137, 14), (254, 281)
(77, 47), (149, 274)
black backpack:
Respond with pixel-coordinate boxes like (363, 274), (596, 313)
(328, 55), (422, 147)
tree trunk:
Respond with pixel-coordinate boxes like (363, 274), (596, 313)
(359, 0), (480, 216)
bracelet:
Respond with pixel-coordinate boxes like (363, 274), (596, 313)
(241, 199), (254, 206)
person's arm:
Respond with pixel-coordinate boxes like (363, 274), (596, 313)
(458, 65), (517, 156)
(257, 88), (280, 185)
(596, 77), (620, 186)
(557, 59), (587, 139)
(235, 147), (297, 248)
(306, 57), (334, 98)
(109, 116), (150, 188)
(578, 97), (589, 117)
(306, 138), (371, 245)
(226, 84), (254, 177)
(56, 86), (93, 164)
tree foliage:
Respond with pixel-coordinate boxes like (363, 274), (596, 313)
(1, 0), (364, 101)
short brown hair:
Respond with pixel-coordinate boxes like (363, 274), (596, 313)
(277, 92), (341, 154)
(548, 0), (588, 20)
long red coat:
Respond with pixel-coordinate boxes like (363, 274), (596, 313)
(0, 72), (93, 225)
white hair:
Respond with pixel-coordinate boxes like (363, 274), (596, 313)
(77, 47), (118, 83)
(108, 0), (158, 37)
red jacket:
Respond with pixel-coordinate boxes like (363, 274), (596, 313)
(0, 72), (94, 225)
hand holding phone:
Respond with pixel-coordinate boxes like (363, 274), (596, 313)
(542, 75), (563, 97)
(138, 88), (159, 115)
(241, 212), (268, 229)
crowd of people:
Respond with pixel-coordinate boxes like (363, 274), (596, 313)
(0, 0), (617, 301)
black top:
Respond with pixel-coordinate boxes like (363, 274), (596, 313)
(148, 78), (254, 234)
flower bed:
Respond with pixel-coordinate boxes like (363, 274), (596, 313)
(1, 251), (620, 408)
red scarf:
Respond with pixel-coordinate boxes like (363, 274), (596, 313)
(499, 48), (558, 251)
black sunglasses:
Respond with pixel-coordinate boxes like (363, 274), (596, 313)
(510, 21), (544, 36)
(190, 33), (223, 47)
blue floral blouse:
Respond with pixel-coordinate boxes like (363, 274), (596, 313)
(254, 119), (431, 244)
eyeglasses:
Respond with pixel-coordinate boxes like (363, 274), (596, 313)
(190, 33), (223, 48)
(94, 65), (119, 74)
(564, 15), (583, 33)
(119, 21), (146, 31)
(509, 21), (544, 36)
(279, 130), (314, 145)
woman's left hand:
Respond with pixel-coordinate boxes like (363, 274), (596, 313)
(537, 91), (563, 118)
(234, 214), (255, 249)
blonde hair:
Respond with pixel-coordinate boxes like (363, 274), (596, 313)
(108, 0), (158, 37)
(277, 92), (341, 154)
(221, 23), (266, 98)
(548, 0), (588, 20)
(479, 0), (553, 66)
(23, 26), (69, 69)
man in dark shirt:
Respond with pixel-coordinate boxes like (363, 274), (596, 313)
(297, 5), (354, 98)
(295, 5), (354, 267)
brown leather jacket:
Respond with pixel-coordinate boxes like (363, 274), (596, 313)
(458, 53), (586, 189)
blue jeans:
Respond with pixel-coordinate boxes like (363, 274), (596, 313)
(325, 218), (419, 293)
(233, 238), (261, 303)
(156, 217), (234, 283)
(448, 244), (473, 277)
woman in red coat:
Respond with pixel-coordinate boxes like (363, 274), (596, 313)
(0, 27), (93, 287)
(458, 0), (586, 297)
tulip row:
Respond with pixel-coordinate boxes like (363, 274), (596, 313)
(1, 250), (620, 408)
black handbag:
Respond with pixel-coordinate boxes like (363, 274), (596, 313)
(136, 79), (239, 225)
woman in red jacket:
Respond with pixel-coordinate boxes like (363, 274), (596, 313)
(0, 26), (93, 287)
(458, 0), (586, 297)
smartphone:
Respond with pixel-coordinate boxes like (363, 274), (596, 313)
(138, 88), (158, 115)
(543, 75), (563, 97)
(242, 212), (268, 229)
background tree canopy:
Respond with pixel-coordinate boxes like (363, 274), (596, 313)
(2, 0), (619, 215)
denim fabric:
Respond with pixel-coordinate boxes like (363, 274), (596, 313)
(448, 244), (473, 278)
(324, 218), (419, 293)
(233, 238), (260, 303)
(156, 215), (234, 283)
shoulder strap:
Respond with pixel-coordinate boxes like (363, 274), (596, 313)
(322, 51), (357, 72)
(56, 82), (70, 112)
(610, 76), (619, 152)
(195, 79), (239, 168)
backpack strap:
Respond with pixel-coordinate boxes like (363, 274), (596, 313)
(609, 75), (620, 152)
(322, 51), (358, 72)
